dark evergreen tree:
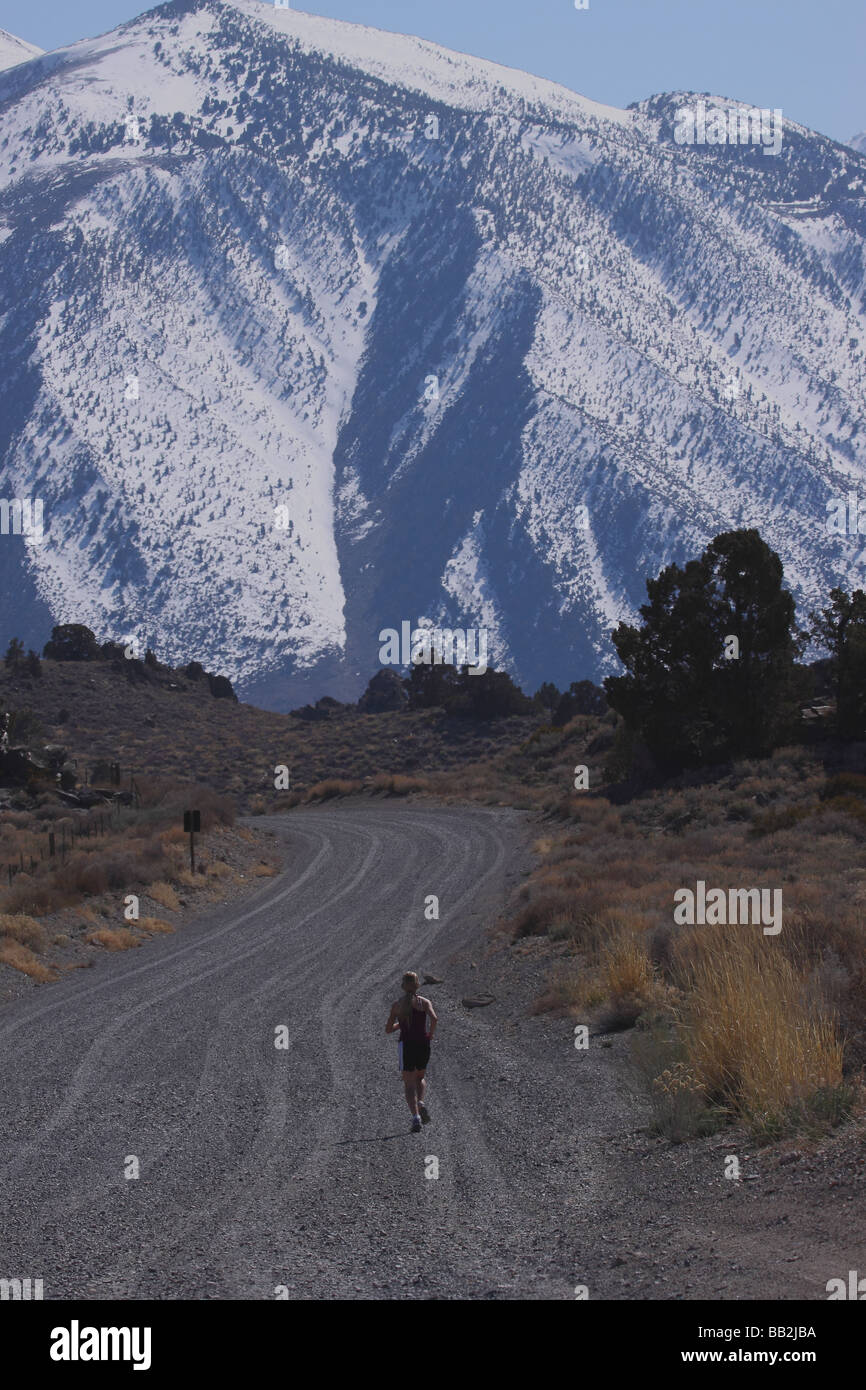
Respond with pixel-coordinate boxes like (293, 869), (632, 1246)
(43, 624), (101, 662)
(605, 530), (801, 768)
(462, 668), (533, 720)
(810, 588), (866, 739)
(207, 672), (237, 701)
(358, 669), (408, 713)
(552, 680), (607, 725)
(406, 661), (462, 711)
(533, 681), (560, 716)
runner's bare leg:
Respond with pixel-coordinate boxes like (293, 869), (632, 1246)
(402, 1073), (419, 1115)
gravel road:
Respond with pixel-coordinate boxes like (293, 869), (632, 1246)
(0, 803), (623, 1300)
(3, 802), (860, 1302)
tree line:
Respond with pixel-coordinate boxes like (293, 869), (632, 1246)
(5, 530), (865, 766)
(605, 528), (866, 770)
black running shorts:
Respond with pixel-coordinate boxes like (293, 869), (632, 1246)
(398, 1041), (430, 1072)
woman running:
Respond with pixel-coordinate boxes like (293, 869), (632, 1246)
(385, 971), (437, 1133)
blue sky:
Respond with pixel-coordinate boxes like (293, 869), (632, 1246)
(5, 0), (863, 143)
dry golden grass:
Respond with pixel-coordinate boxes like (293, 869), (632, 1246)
(252, 862), (278, 876)
(518, 744), (865, 1135)
(84, 928), (140, 951)
(369, 773), (431, 795)
(306, 778), (363, 800)
(673, 928), (845, 1126)
(0, 940), (58, 981)
(601, 932), (655, 1001)
(137, 916), (175, 934)
(0, 912), (47, 952)
(147, 881), (180, 910)
(531, 961), (607, 1014)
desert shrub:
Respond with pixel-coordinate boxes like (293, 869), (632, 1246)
(369, 774), (430, 795)
(530, 961), (588, 1014)
(84, 928), (139, 950)
(0, 939), (58, 981)
(0, 913), (47, 952)
(601, 933), (654, 1001)
(147, 881), (180, 910)
(137, 916), (174, 934)
(512, 892), (575, 939)
(819, 797), (866, 832)
(822, 772), (866, 802)
(306, 778), (362, 800)
(749, 804), (814, 837)
(594, 930), (657, 1032)
(134, 777), (235, 829)
(0, 877), (67, 916)
(630, 1016), (723, 1142)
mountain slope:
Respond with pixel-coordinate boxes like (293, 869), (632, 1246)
(0, 0), (864, 708)
(0, 28), (43, 71)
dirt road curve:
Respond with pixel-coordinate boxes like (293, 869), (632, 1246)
(1, 805), (861, 1301)
(0, 805), (579, 1299)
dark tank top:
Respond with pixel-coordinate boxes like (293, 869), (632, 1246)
(399, 998), (429, 1044)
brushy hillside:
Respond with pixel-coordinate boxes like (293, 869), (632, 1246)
(2, 648), (864, 1148)
(447, 730), (866, 1145)
(0, 654), (536, 807)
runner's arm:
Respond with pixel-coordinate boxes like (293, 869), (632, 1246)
(385, 1004), (400, 1034)
(426, 999), (438, 1039)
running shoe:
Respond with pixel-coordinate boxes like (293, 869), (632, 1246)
(411, 1115), (422, 1133)
(418, 1102), (431, 1125)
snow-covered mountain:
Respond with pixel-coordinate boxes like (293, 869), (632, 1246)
(850, 132), (866, 155)
(0, 28), (43, 70)
(0, 0), (864, 708)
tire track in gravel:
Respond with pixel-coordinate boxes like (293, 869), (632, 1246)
(134, 807), (508, 1296)
(0, 800), (547, 1295)
(183, 807), (585, 1301)
(0, 820), (334, 1181)
(0, 816), (385, 1291)
(1, 803), (611, 1300)
(119, 810), (460, 1291)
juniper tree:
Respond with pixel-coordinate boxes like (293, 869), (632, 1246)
(810, 588), (866, 740)
(605, 529), (801, 768)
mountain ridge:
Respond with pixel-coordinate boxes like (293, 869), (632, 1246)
(0, 28), (44, 72)
(0, 0), (864, 710)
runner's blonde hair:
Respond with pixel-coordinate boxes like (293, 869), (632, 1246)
(397, 971), (420, 1024)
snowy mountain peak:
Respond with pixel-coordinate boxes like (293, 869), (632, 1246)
(0, 27), (44, 71)
(0, 3), (864, 708)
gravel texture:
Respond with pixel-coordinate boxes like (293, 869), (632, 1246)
(0, 803), (862, 1300)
